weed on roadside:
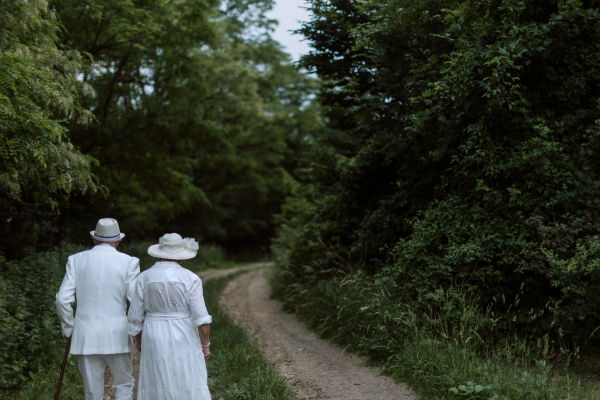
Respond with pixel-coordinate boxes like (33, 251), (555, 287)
(272, 263), (600, 400)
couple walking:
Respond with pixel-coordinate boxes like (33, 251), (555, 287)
(56, 218), (212, 400)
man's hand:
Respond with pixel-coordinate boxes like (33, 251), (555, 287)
(135, 332), (142, 352)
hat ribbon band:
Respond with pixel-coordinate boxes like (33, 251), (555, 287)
(95, 233), (121, 239)
(160, 246), (186, 253)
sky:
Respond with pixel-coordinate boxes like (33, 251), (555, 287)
(267, 0), (313, 62)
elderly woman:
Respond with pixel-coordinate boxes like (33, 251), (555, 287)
(127, 233), (212, 400)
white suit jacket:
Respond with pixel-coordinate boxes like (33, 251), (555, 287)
(55, 245), (140, 355)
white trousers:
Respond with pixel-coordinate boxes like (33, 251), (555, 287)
(75, 353), (134, 400)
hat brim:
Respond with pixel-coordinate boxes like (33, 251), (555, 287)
(90, 232), (125, 242)
(147, 244), (196, 260)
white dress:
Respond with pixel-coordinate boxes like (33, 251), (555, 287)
(127, 261), (212, 400)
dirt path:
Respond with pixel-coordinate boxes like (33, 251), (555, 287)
(220, 268), (416, 400)
(104, 263), (414, 400)
(103, 263), (264, 399)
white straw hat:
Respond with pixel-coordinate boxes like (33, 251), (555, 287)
(148, 233), (199, 260)
(90, 218), (125, 242)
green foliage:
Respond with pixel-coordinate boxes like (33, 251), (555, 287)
(275, 0), (600, 343)
(6, 347), (83, 400)
(0, 243), (84, 395)
(204, 271), (293, 400)
(271, 256), (600, 400)
(389, 0), (600, 344)
(0, 0), (323, 258)
(43, 0), (322, 253)
(0, 0), (97, 258)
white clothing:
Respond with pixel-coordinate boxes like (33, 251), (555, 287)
(76, 353), (134, 400)
(127, 261), (212, 400)
(56, 245), (140, 354)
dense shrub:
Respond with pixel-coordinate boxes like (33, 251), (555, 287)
(0, 243), (84, 393)
(275, 0), (600, 344)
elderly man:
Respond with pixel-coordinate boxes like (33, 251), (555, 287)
(56, 218), (140, 400)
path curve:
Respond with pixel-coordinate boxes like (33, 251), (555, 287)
(220, 268), (416, 400)
(103, 263), (264, 399)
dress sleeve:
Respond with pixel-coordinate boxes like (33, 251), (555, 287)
(188, 276), (212, 327)
(127, 276), (145, 336)
(55, 256), (76, 338)
(126, 257), (141, 303)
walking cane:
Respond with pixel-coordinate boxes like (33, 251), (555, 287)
(54, 337), (72, 400)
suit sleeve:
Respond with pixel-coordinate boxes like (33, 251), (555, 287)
(126, 257), (141, 303)
(188, 276), (212, 327)
(55, 256), (76, 338)
(127, 276), (145, 336)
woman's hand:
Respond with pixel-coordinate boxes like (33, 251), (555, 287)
(198, 324), (210, 360)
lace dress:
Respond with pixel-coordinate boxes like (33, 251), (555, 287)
(127, 261), (212, 400)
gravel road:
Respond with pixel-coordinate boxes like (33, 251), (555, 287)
(220, 268), (416, 400)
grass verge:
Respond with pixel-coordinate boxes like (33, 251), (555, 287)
(272, 266), (600, 400)
(204, 270), (293, 400)
(9, 351), (83, 400)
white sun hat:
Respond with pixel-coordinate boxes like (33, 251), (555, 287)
(148, 233), (199, 260)
(90, 218), (125, 242)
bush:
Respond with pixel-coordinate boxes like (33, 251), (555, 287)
(277, 0), (600, 347)
(0, 243), (84, 394)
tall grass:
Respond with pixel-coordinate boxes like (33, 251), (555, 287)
(272, 264), (600, 400)
(8, 350), (83, 400)
(204, 271), (293, 400)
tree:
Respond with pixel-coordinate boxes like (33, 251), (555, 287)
(50, 0), (322, 252)
(0, 0), (96, 258)
(275, 0), (600, 343)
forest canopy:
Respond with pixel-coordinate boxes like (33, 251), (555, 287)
(3, 0), (600, 350)
(0, 0), (323, 258)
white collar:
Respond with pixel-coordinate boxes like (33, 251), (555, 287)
(155, 261), (181, 267)
(94, 243), (116, 251)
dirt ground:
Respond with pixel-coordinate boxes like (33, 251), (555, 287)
(220, 268), (416, 400)
(104, 263), (415, 400)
